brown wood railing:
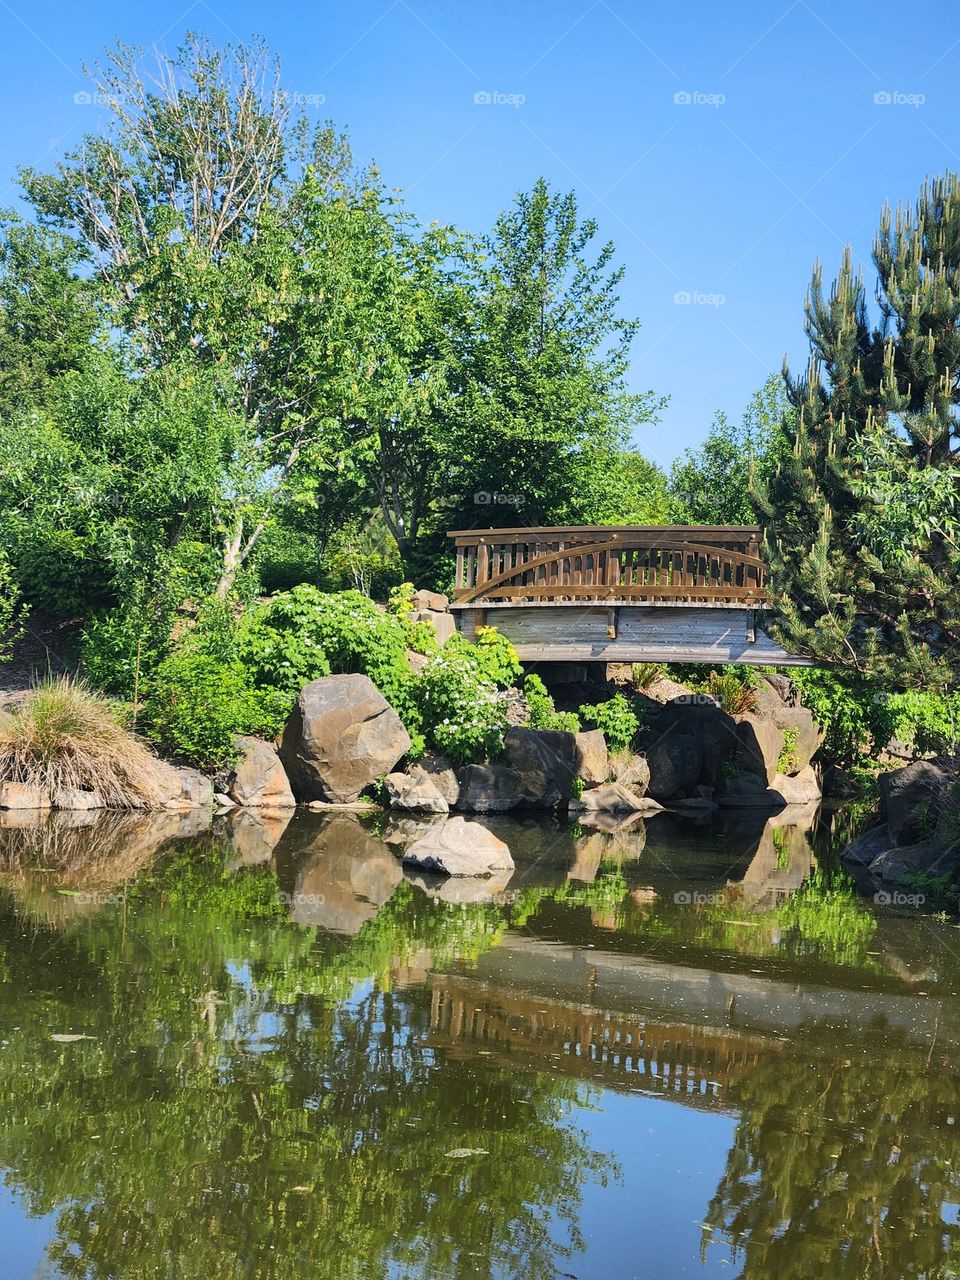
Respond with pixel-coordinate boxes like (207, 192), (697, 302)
(448, 525), (766, 606)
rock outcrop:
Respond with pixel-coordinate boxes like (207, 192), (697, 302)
(456, 764), (522, 813)
(228, 737), (295, 808)
(503, 726), (577, 808)
(279, 674), (411, 803)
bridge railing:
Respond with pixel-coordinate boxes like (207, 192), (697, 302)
(448, 525), (767, 607)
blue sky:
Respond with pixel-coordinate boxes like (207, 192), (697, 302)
(0, 0), (956, 465)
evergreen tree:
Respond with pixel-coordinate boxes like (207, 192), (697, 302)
(756, 174), (960, 686)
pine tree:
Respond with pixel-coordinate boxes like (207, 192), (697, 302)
(756, 174), (960, 687)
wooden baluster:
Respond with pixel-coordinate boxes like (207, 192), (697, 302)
(466, 545), (477, 591)
(455, 543), (464, 592)
(477, 541), (489, 598)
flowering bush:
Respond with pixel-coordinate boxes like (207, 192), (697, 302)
(415, 650), (508, 762)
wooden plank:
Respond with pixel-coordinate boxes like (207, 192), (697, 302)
(453, 584), (767, 601)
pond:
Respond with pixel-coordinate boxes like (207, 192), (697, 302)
(0, 804), (958, 1279)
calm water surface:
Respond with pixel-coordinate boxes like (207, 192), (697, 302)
(0, 804), (958, 1279)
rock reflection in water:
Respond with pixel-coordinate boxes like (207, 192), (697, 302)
(280, 813), (404, 933)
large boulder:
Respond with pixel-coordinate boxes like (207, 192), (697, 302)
(736, 714), (785, 785)
(771, 765), (821, 805)
(279, 675), (411, 804)
(0, 782), (50, 810)
(164, 767), (214, 811)
(401, 815), (514, 877)
(384, 766), (449, 814)
(574, 730), (609, 785)
(503, 726), (577, 808)
(456, 764), (522, 813)
(879, 760), (951, 846)
(644, 732), (703, 801)
(611, 753), (651, 795)
(720, 766), (821, 809)
(227, 736), (295, 808)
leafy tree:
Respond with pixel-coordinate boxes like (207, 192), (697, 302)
(441, 179), (664, 530)
(669, 374), (791, 524)
(755, 174), (960, 685)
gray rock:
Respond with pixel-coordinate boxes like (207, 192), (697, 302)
(578, 781), (659, 813)
(880, 760), (950, 846)
(645, 732), (703, 801)
(411, 609), (457, 646)
(456, 764), (522, 812)
(610, 752), (651, 795)
(842, 824), (895, 866)
(736, 714), (786, 785)
(384, 767), (449, 814)
(50, 787), (101, 811)
(574, 730), (609, 785)
(401, 815), (514, 877)
(279, 674), (411, 804)
(411, 589), (449, 612)
(227, 736), (295, 808)
(503, 726), (577, 808)
(719, 773), (786, 810)
(418, 752), (460, 806)
(165, 767), (214, 810)
(771, 765), (821, 805)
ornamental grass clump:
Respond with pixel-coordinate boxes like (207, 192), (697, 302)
(0, 678), (164, 808)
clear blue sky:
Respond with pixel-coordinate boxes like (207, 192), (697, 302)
(0, 0), (956, 465)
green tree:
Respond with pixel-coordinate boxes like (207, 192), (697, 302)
(441, 178), (664, 530)
(669, 374), (791, 524)
(756, 174), (960, 685)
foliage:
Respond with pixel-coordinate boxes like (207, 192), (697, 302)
(142, 650), (288, 770)
(578, 693), (641, 752)
(777, 727), (800, 774)
(756, 173), (960, 684)
(669, 375), (791, 523)
(0, 546), (26, 664)
(237, 586), (415, 721)
(706, 670), (758, 716)
(522, 674), (581, 733)
(791, 668), (897, 766)
(886, 689), (960, 756)
(0, 677), (164, 806)
(467, 627), (524, 686)
(415, 650), (506, 762)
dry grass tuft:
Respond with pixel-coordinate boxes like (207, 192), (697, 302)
(0, 678), (170, 808)
(706, 671), (759, 717)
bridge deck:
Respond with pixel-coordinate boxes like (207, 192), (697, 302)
(447, 525), (811, 666)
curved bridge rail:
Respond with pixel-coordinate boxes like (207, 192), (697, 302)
(449, 525), (766, 607)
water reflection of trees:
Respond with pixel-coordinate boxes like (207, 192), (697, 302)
(704, 1035), (960, 1279)
(0, 843), (613, 1280)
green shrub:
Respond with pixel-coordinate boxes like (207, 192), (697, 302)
(791, 669), (897, 766)
(579, 693), (641, 752)
(415, 650), (507, 762)
(468, 627), (523, 686)
(778, 727), (800, 774)
(143, 651), (289, 770)
(886, 689), (960, 756)
(0, 547), (27, 664)
(237, 586), (416, 721)
(523, 674), (581, 733)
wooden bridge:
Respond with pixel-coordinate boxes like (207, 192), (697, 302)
(448, 525), (810, 666)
